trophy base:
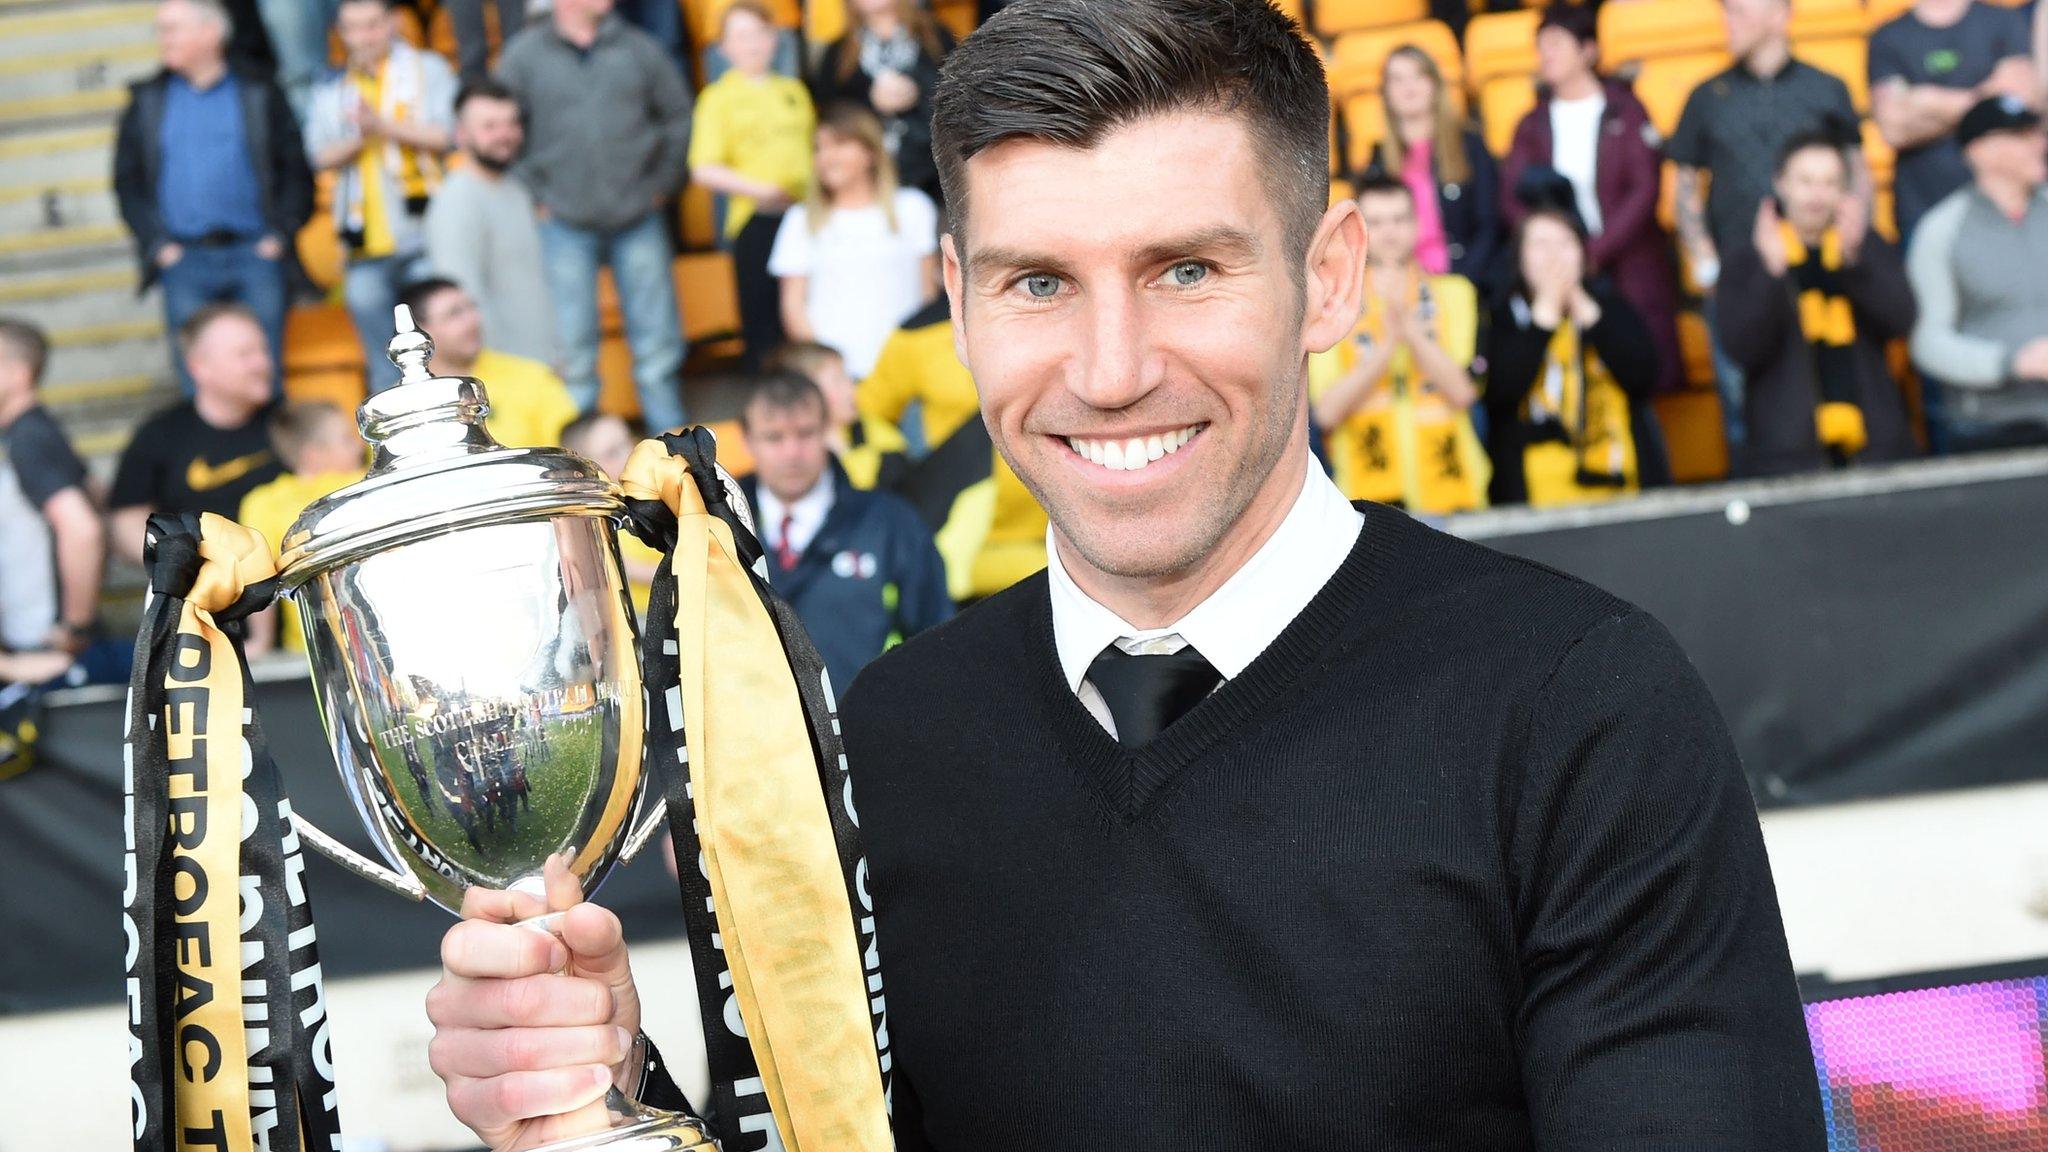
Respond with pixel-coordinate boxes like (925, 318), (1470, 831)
(526, 1107), (720, 1152)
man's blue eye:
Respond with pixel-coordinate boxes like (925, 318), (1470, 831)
(1169, 262), (1208, 286)
(1023, 274), (1061, 299)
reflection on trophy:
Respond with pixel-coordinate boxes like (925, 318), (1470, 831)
(273, 308), (716, 1151)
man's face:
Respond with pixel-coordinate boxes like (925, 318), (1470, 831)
(156, 0), (225, 74)
(943, 111), (1364, 582)
(188, 317), (275, 409)
(1358, 191), (1418, 267)
(419, 288), (485, 365)
(301, 423), (366, 475)
(1722, 0), (1785, 62)
(0, 349), (30, 406)
(1972, 128), (2048, 188)
(720, 9), (779, 75)
(1533, 28), (1594, 90)
(337, 1), (395, 68)
(1776, 146), (1847, 237)
(744, 399), (831, 503)
(568, 415), (636, 480)
(457, 96), (524, 170)
(555, 0), (615, 23)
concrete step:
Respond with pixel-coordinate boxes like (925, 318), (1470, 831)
(0, 125), (117, 192)
(0, 5), (155, 68)
(0, 42), (154, 107)
(0, 84), (127, 128)
(41, 314), (165, 388)
(0, 175), (119, 236)
(0, 264), (145, 331)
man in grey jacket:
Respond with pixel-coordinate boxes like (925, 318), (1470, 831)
(1907, 95), (2048, 452)
(497, 0), (692, 433)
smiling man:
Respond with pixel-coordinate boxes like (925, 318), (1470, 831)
(423, 1), (1825, 1148)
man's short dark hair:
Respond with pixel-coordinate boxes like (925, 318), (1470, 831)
(1775, 128), (1849, 175)
(931, 0), (1329, 261)
(268, 401), (351, 468)
(398, 276), (464, 322)
(1351, 172), (1413, 205)
(739, 370), (829, 433)
(1538, 3), (1599, 46)
(177, 301), (261, 356)
(454, 78), (518, 116)
(0, 318), (49, 384)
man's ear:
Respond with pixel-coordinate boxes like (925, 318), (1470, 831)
(942, 231), (968, 365)
(1300, 199), (1368, 356)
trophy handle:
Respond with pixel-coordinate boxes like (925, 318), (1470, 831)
(289, 809), (429, 901)
(617, 800), (669, 866)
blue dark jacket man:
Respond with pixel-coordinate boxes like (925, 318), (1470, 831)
(741, 457), (953, 697)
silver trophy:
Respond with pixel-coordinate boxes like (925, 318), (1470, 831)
(274, 309), (716, 1151)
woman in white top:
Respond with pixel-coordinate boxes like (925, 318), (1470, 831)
(769, 103), (940, 378)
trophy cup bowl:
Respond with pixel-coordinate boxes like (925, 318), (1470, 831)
(273, 310), (716, 1151)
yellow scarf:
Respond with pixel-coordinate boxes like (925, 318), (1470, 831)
(1520, 320), (1639, 507)
(1782, 222), (1868, 458)
(1326, 269), (1489, 515)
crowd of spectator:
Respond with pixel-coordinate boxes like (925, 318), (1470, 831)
(8, 0), (2048, 701)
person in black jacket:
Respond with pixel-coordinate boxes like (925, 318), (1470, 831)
(1717, 132), (1920, 476)
(1485, 204), (1671, 506)
(1365, 45), (1502, 287)
(737, 371), (952, 694)
(809, 0), (954, 202)
(113, 0), (312, 397)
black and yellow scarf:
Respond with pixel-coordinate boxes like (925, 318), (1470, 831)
(1783, 223), (1868, 460)
(1520, 319), (1639, 507)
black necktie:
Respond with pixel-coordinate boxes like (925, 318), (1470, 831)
(1087, 642), (1221, 749)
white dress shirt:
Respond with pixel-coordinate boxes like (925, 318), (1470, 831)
(756, 469), (835, 560)
(1047, 463), (1365, 739)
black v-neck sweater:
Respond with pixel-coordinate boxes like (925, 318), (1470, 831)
(837, 502), (1823, 1151)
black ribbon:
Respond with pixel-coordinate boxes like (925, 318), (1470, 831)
(124, 512), (341, 1152)
(623, 431), (893, 1142)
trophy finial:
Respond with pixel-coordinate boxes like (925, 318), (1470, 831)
(388, 304), (436, 384)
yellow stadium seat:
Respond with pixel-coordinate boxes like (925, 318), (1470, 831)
(1329, 177), (1356, 207)
(934, 0), (977, 40)
(1862, 118), (1895, 185)
(596, 336), (637, 416)
(1789, 0), (1863, 40)
(1599, 0), (1725, 70)
(1315, 0), (1429, 39)
(689, 0), (800, 46)
(1652, 387), (1730, 482)
(1326, 21), (1463, 100)
(285, 367), (368, 412)
(700, 419), (756, 476)
(1269, 0), (1307, 30)
(1480, 74), (1537, 158)
(1343, 94), (1386, 172)
(675, 251), (742, 347)
(1329, 108), (1341, 174)
(1794, 38), (1867, 112)
(807, 0), (848, 54)
(284, 305), (364, 375)
(1677, 309), (1714, 389)
(680, 182), (720, 253)
(1463, 9), (1541, 88)
(1865, 0), (1913, 26)
(1632, 51), (1732, 139)
(1658, 160), (1677, 232)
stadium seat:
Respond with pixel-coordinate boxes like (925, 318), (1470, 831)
(1463, 9), (1541, 89)
(1862, 119), (1895, 185)
(283, 305), (364, 376)
(1479, 75), (1537, 158)
(1652, 388), (1730, 482)
(934, 0), (977, 40)
(1329, 177), (1356, 207)
(675, 251), (743, 348)
(1269, 0), (1306, 30)
(1794, 38), (1868, 112)
(806, 0), (848, 54)
(1789, 0), (1864, 40)
(680, 182), (720, 253)
(1342, 94), (1385, 172)
(1599, 0), (1725, 70)
(1632, 51), (1732, 138)
(1326, 21), (1463, 100)
(687, 0), (800, 46)
(285, 367), (368, 413)
(1315, 0), (1429, 39)
(1677, 309), (1714, 389)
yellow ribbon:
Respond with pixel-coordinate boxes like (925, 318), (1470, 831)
(621, 442), (893, 1152)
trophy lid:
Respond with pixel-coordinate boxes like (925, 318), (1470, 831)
(276, 306), (623, 589)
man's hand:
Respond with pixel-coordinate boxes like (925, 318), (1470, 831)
(254, 235), (285, 261)
(2012, 336), (2048, 381)
(1754, 198), (1790, 278)
(1835, 193), (1869, 265)
(755, 186), (796, 214)
(870, 70), (920, 116)
(427, 855), (645, 1152)
(155, 242), (185, 270)
(350, 103), (387, 140)
(1979, 58), (2035, 102)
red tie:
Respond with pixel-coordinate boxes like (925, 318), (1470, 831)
(776, 512), (799, 571)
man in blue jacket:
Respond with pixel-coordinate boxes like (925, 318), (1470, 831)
(738, 371), (953, 695)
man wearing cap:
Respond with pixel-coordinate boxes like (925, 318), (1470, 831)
(1907, 95), (2048, 452)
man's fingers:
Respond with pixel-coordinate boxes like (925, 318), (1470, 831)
(460, 883), (550, 925)
(441, 918), (567, 980)
(543, 852), (582, 914)
(558, 904), (630, 983)
(426, 972), (616, 1030)
(429, 1024), (635, 1080)
(444, 1065), (613, 1134)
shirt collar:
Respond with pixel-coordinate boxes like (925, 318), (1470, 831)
(1047, 462), (1363, 692)
(756, 468), (835, 538)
